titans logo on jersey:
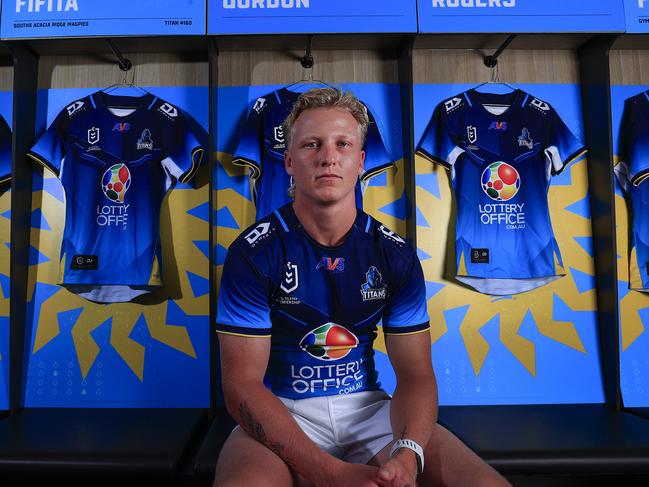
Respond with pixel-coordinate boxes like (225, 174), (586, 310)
(232, 88), (394, 220)
(417, 89), (586, 295)
(617, 90), (649, 291)
(28, 91), (205, 303)
(216, 204), (429, 399)
(0, 116), (12, 187)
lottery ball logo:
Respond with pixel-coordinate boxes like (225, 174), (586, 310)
(300, 323), (359, 361)
(102, 163), (131, 203)
(481, 162), (520, 201)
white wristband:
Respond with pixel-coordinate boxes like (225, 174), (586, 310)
(389, 438), (424, 474)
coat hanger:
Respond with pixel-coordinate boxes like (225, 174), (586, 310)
(102, 38), (149, 99)
(473, 64), (516, 94)
(285, 35), (336, 92)
(473, 34), (517, 94)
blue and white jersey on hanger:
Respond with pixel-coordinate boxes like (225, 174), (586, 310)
(233, 87), (393, 220)
(28, 90), (205, 303)
(617, 90), (649, 291)
(417, 88), (586, 295)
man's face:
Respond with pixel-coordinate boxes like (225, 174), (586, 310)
(285, 107), (365, 206)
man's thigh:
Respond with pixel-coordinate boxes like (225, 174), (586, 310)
(369, 423), (510, 487)
(214, 427), (295, 487)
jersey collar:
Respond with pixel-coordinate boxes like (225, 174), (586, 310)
(465, 88), (525, 119)
(278, 203), (369, 247)
(92, 90), (157, 118)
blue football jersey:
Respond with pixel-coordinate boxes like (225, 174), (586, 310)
(417, 89), (586, 295)
(28, 91), (204, 303)
(232, 88), (393, 220)
(0, 115), (11, 186)
(616, 90), (649, 291)
(216, 204), (430, 399)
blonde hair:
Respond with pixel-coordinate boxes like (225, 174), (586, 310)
(282, 87), (369, 148)
(283, 88), (368, 199)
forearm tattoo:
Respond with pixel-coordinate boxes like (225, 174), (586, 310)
(238, 401), (297, 469)
(400, 426), (408, 439)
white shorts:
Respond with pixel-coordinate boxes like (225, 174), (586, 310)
(278, 390), (393, 464)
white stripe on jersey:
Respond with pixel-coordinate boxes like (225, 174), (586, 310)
(544, 145), (563, 177)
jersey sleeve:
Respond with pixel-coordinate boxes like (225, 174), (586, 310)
(361, 105), (393, 182)
(216, 241), (272, 337)
(620, 96), (649, 186)
(382, 252), (430, 335)
(415, 103), (460, 170)
(28, 109), (68, 177)
(0, 116), (11, 186)
(544, 106), (587, 176)
(232, 97), (265, 180)
(162, 107), (205, 184)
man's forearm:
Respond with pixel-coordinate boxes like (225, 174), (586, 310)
(390, 374), (438, 448)
(225, 382), (341, 485)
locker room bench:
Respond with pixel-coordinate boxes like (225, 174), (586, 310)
(193, 404), (649, 484)
(0, 408), (208, 482)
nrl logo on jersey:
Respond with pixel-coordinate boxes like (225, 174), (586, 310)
(360, 266), (387, 301)
(273, 125), (286, 149)
(281, 261), (299, 294)
(87, 127), (100, 145)
(517, 128), (533, 149)
(467, 125), (477, 144)
(444, 97), (463, 114)
(136, 129), (154, 150)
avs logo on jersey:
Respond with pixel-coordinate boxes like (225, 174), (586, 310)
(244, 222), (272, 246)
(444, 97), (463, 114)
(273, 125), (286, 149)
(158, 103), (178, 119)
(281, 261), (299, 293)
(66, 101), (84, 117)
(299, 323), (358, 361)
(489, 121), (508, 131)
(316, 257), (345, 272)
(530, 98), (550, 113)
(137, 129), (154, 150)
(467, 125), (478, 144)
(113, 122), (131, 132)
(517, 128), (534, 149)
(360, 266), (387, 301)
(88, 127), (100, 145)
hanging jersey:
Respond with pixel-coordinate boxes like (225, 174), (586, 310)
(216, 204), (429, 399)
(416, 89), (586, 295)
(616, 90), (649, 291)
(0, 115), (11, 186)
(28, 91), (205, 303)
(233, 88), (393, 220)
